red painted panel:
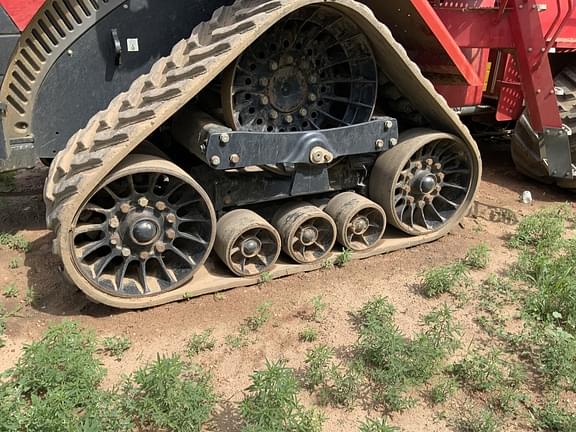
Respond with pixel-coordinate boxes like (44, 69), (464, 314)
(0, 0), (45, 31)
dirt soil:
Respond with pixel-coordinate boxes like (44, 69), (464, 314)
(0, 142), (574, 431)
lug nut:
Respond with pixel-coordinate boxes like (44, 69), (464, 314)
(309, 75), (318, 84)
(109, 217), (120, 229)
(403, 185), (412, 193)
(269, 110), (279, 120)
(260, 95), (269, 106)
(425, 158), (434, 167)
(121, 247), (131, 257)
(435, 185), (442, 192)
(299, 108), (308, 117)
(138, 197), (149, 208)
(229, 154), (241, 164)
(120, 203), (131, 214)
(414, 162), (423, 170)
(407, 196), (415, 204)
(417, 200), (426, 209)
(166, 229), (176, 240)
(110, 234), (120, 246)
(166, 213), (177, 224)
(433, 163), (442, 171)
(308, 93), (317, 102)
(269, 61), (279, 71)
(139, 251), (149, 260)
(285, 115), (294, 124)
(424, 195), (434, 204)
(437, 172), (445, 181)
(155, 201), (167, 211)
(155, 243), (166, 253)
(210, 155), (221, 167)
(375, 139), (385, 150)
(384, 120), (394, 130)
(390, 138), (398, 146)
(259, 77), (269, 87)
(219, 133), (230, 144)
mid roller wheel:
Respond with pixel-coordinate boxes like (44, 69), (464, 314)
(214, 210), (281, 277)
(325, 192), (386, 251)
(273, 203), (337, 264)
(68, 155), (216, 298)
(370, 129), (481, 236)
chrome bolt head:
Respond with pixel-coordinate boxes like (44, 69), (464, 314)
(229, 154), (241, 164)
(308, 93), (317, 102)
(299, 108), (308, 117)
(384, 120), (394, 130)
(138, 197), (149, 208)
(155, 243), (166, 253)
(390, 138), (398, 146)
(166, 229), (176, 240)
(166, 213), (177, 224)
(219, 133), (230, 144)
(269, 110), (279, 120)
(260, 95), (270, 106)
(155, 201), (167, 211)
(121, 247), (131, 257)
(285, 115), (294, 124)
(210, 155), (221, 167)
(120, 203), (131, 214)
(109, 217), (120, 229)
(375, 139), (385, 150)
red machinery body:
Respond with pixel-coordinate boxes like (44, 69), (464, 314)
(0, 0), (44, 31)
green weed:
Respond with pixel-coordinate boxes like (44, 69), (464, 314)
(430, 378), (459, 404)
(533, 326), (576, 389)
(457, 408), (500, 432)
(463, 243), (490, 270)
(2, 282), (18, 298)
(334, 248), (353, 267)
(359, 418), (400, 432)
(533, 400), (576, 431)
(8, 258), (19, 269)
(245, 301), (272, 332)
(0, 232), (30, 252)
(100, 336), (131, 360)
(259, 271), (273, 284)
(450, 349), (507, 392)
(310, 295), (327, 322)
(421, 262), (469, 298)
(186, 329), (216, 357)
(304, 345), (334, 390)
(509, 205), (572, 250)
(299, 327), (318, 343)
(240, 359), (325, 432)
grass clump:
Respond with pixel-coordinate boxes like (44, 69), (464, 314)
(245, 301), (272, 332)
(463, 243), (490, 270)
(123, 355), (215, 432)
(457, 408), (499, 432)
(359, 418), (399, 432)
(429, 378), (459, 404)
(533, 400), (576, 431)
(334, 248), (353, 267)
(299, 327), (318, 343)
(0, 232), (30, 252)
(8, 257), (19, 269)
(421, 262), (469, 298)
(532, 325), (576, 389)
(354, 298), (460, 411)
(508, 205), (570, 250)
(240, 359), (324, 432)
(2, 282), (18, 298)
(100, 335), (131, 360)
(186, 329), (216, 357)
(310, 295), (327, 322)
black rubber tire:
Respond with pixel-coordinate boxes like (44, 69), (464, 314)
(511, 67), (576, 190)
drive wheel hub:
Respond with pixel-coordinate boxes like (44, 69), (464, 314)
(270, 67), (308, 113)
(241, 238), (262, 258)
(417, 174), (438, 194)
(131, 219), (160, 245)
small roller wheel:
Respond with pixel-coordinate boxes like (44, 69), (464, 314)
(214, 210), (281, 277)
(325, 192), (386, 251)
(273, 203), (336, 264)
(370, 129), (480, 236)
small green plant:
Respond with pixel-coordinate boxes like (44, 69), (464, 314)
(2, 282), (18, 298)
(321, 259), (334, 270)
(533, 325), (576, 389)
(245, 301), (272, 332)
(240, 359), (325, 432)
(450, 349), (506, 392)
(359, 418), (399, 432)
(489, 386), (524, 413)
(334, 248), (353, 267)
(8, 257), (20, 269)
(299, 327), (318, 343)
(304, 345), (334, 390)
(225, 331), (248, 349)
(463, 243), (490, 270)
(100, 335), (131, 360)
(421, 262), (469, 298)
(310, 295), (327, 322)
(213, 292), (225, 301)
(430, 378), (459, 404)
(508, 205), (570, 250)
(0, 232), (31, 252)
(259, 271), (273, 284)
(123, 355), (215, 432)
(533, 400), (576, 431)
(186, 329), (216, 357)
(457, 408), (500, 432)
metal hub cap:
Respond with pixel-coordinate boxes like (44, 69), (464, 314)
(224, 5), (377, 133)
(417, 173), (438, 194)
(300, 226), (319, 246)
(241, 237), (262, 258)
(351, 216), (370, 235)
(131, 219), (160, 245)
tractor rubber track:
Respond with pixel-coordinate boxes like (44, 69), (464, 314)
(44, 0), (482, 308)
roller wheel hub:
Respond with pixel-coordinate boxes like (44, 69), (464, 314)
(131, 219), (160, 245)
(300, 226), (319, 246)
(241, 238), (262, 258)
(351, 216), (370, 235)
(270, 66), (308, 113)
(416, 173), (438, 194)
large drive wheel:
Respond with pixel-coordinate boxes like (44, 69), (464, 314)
(222, 5), (378, 133)
(67, 155), (216, 299)
(512, 67), (576, 190)
(370, 129), (481, 236)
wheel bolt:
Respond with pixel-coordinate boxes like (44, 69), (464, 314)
(269, 61), (279, 71)
(155, 243), (166, 253)
(407, 196), (415, 204)
(229, 154), (241, 164)
(434, 163), (442, 171)
(109, 217), (120, 229)
(414, 162), (423, 170)
(424, 195), (434, 204)
(285, 115), (294, 124)
(219, 133), (230, 144)
(120, 203), (131, 214)
(308, 93), (317, 102)
(110, 234), (120, 246)
(384, 120), (394, 130)
(166, 229), (176, 240)
(299, 108), (308, 117)
(155, 201), (167, 211)
(166, 213), (177, 224)
(260, 95), (269, 106)
(139, 251), (149, 260)
(309, 75), (318, 84)
(285, 55), (294, 65)
(138, 197), (149, 208)
(121, 247), (131, 257)
(437, 172), (445, 181)
(403, 185), (411, 193)
(417, 200), (426, 209)
(269, 110), (279, 120)
(259, 77), (269, 87)
(375, 139), (385, 150)
(435, 185), (442, 192)
(210, 155), (221, 167)
(425, 158), (434, 167)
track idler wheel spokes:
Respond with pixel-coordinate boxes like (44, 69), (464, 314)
(273, 203), (336, 264)
(70, 155), (216, 297)
(325, 192), (386, 251)
(370, 129), (480, 236)
(215, 210), (281, 277)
